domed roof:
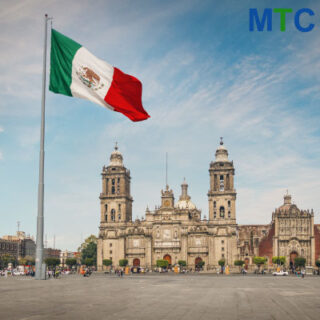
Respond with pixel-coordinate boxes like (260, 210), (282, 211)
(109, 142), (123, 166)
(276, 192), (300, 215)
(175, 199), (196, 210)
(175, 178), (197, 210)
(215, 137), (229, 162)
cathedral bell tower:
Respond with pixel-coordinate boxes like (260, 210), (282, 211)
(208, 138), (236, 223)
(99, 143), (133, 223)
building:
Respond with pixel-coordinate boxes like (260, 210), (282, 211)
(97, 141), (320, 270)
(60, 250), (79, 267)
(44, 248), (61, 260)
(238, 194), (318, 268)
(1, 231), (36, 259)
(0, 239), (18, 259)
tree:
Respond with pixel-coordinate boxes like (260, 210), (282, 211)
(253, 256), (267, 270)
(178, 260), (186, 267)
(196, 261), (205, 269)
(45, 257), (60, 267)
(84, 258), (94, 266)
(272, 256), (286, 265)
(24, 256), (35, 266)
(18, 258), (27, 266)
(119, 259), (128, 267)
(80, 235), (97, 266)
(294, 257), (306, 268)
(0, 254), (17, 268)
(218, 259), (225, 267)
(234, 260), (244, 272)
(234, 260), (244, 267)
(103, 259), (112, 267)
(78, 235), (97, 252)
(66, 258), (77, 268)
(156, 259), (169, 269)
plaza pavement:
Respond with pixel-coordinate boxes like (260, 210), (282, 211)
(0, 273), (320, 320)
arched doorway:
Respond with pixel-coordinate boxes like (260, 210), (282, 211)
(133, 258), (140, 267)
(195, 257), (202, 267)
(163, 254), (172, 265)
(195, 257), (203, 270)
(290, 251), (298, 268)
(244, 258), (249, 270)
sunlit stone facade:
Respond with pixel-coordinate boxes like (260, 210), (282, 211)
(97, 141), (319, 270)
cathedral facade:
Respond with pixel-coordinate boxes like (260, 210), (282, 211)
(97, 141), (320, 270)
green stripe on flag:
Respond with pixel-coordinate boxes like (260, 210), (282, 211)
(49, 29), (82, 97)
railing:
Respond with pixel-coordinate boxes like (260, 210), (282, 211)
(126, 248), (145, 254)
(187, 246), (209, 254)
(153, 241), (181, 248)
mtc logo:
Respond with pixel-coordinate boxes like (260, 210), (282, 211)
(249, 8), (315, 32)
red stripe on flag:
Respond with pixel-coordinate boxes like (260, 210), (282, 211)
(104, 67), (150, 122)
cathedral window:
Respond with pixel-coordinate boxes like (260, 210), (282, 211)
(109, 243), (112, 247)
(222, 254), (225, 258)
(112, 186), (115, 194)
(112, 179), (115, 185)
(111, 209), (115, 221)
(117, 178), (120, 183)
(214, 201), (216, 208)
(220, 206), (225, 218)
(228, 200), (231, 207)
(222, 247), (224, 251)
(105, 204), (108, 213)
(105, 214), (108, 222)
(219, 175), (224, 191)
(118, 204), (121, 212)
(109, 250), (112, 254)
(221, 240), (224, 244)
(214, 211), (216, 219)
(118, 213), (121, 221)
(228, 211), (231, 218)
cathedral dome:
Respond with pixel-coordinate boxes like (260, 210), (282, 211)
(175, 178), (196, 210)
(276, 192), (300, 215)
(109, 143), (123, 166)
(215, 137), (229, 162)
(175, 199), (196, 210)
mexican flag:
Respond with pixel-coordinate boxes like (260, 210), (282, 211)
(49, 29), (150, 122)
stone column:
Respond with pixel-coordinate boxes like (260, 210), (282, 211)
(145, 236), (152, 268)
(102, 175), (107, 194)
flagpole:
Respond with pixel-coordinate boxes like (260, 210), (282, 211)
(35, 13), (49, 280)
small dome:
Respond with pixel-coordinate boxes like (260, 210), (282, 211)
(276, 192), (300, 215)
(175, 199), (196, 210)
(175, 178), (196, 209)
(109, 142), (123, 166)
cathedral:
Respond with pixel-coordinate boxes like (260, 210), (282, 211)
(97, 140), (320, 271)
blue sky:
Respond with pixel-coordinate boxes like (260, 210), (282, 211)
(1, 0), (320, 251)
